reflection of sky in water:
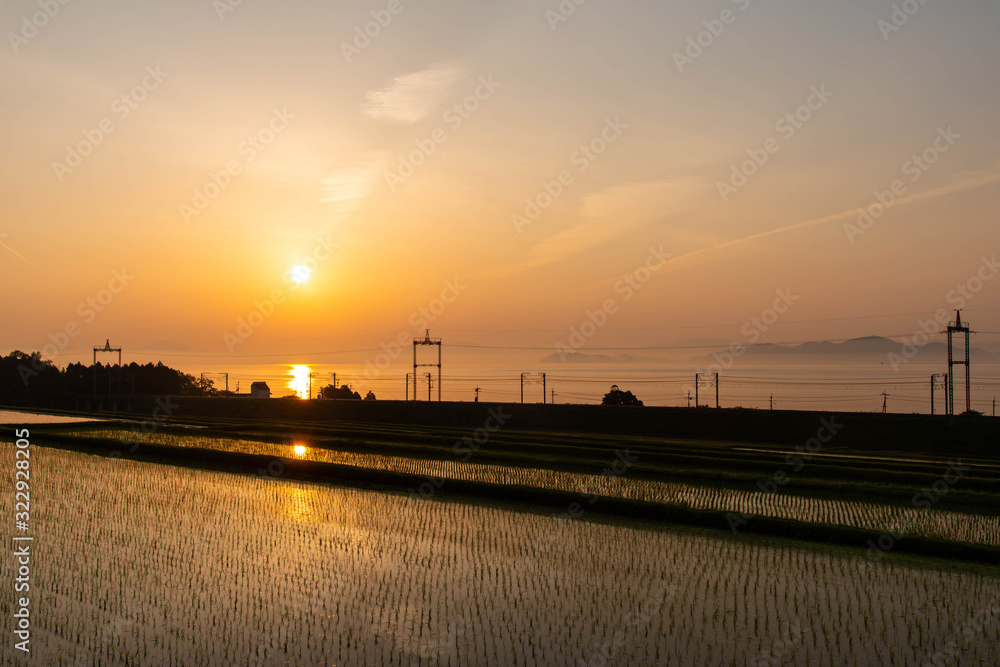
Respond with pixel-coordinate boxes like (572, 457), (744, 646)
(279, 486), (316, 522)
(77, 428), (1000, 547)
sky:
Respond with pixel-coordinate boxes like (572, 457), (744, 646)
(1, 0), (999, 374)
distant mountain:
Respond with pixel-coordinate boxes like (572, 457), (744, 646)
(667, 338), (735, 350)
(539, 352), (664, 365)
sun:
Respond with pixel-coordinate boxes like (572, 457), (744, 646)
(290, 264), (311, 284)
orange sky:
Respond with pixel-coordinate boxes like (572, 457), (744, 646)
(2, 0), (998, 372)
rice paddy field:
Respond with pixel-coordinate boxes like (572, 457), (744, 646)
(4, 410), (1000, 665)
(68, 428), (1000, 547)
(1, 444), (999, 666)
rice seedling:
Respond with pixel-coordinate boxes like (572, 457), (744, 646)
(1, 445), (997, 664)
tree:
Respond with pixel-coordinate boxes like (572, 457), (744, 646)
(602, 384), (643, 407)
(319, 384), (361, 400)
(364, 391), (377, 401)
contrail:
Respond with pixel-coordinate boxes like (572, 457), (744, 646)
(658, 163), (1000, 269)
(0, 239), (39, 269)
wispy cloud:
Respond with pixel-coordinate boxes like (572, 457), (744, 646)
(362, 64), (466, 125)
(656, 161), (1000, 272)
(496, 180), (697, 277)
(320, 153), (387, 226)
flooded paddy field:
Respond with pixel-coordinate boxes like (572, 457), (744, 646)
(1, 444), (997, 665)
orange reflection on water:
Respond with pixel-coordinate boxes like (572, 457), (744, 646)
(278, 486), (317, 523)
(288, 365), (311, 399)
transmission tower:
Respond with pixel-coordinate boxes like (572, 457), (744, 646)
(520, 372), (546, 404)
(695, 373), (719, 408)
(946, 310), (971, 415)
(93, 339), (122, 397)
(413, 330), (442, 401)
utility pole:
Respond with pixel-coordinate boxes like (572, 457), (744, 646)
(993, 397), (996, 417)
(715, 372), (720, 409)
(520, 372), (526, 404)
(694, 375), (699, 408)
(474, 387), (480, 403)
(405, 373), (410, 402)
(882, 391), (889, 414)
(686, 391), (692, 408)
(770, 395), (773, 411)
(225, 373), (229, 397)
(931, 373), (948, 415)
(551, 389), (555, 404)
(542, 373), (546, 405)
(426, 373), (432, 402)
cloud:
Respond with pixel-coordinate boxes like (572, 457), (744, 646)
(512, 179), (698, 272)
(362, 65), (466, 125)
(320, 153), (387, 226)
(657, 160), (1000, 271)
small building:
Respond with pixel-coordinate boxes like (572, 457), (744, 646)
(250, 382), (271, 399)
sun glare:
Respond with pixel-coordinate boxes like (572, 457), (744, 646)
(290, 264), (311, 284)
(292, 444), (307, 457)
(288, 365), (311, 399)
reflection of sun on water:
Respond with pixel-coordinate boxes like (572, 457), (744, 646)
(278, 486), (316, 522)
(288, 365), (311, 399)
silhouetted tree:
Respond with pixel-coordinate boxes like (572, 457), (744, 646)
(319, 384), (361, 400)
(364, 391), (376, 401)
(1, 350), (215, 405)
(601, 384), (643, 407)
(0, 351), (63, 405)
